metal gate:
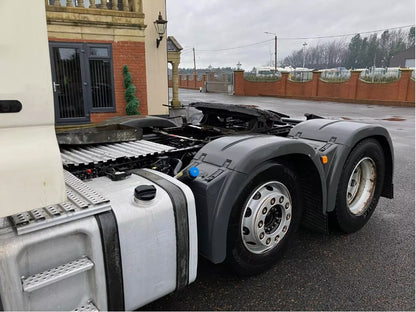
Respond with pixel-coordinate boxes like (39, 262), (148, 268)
(205, 72), (234, 94)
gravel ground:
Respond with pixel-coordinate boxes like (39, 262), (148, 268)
(141, 89), (415, 311)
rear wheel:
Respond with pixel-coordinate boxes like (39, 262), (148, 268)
(227, 164), (302, 276)
(334, 139), (385, 233)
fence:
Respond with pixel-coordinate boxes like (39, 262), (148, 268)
(205, 72), (233, 93)
(176, 74), (206, 90)
(233, 69), (414, 106)
(359, 68), (401, 83)
(244, 72), (281, 82)
(320, 69), (351, 83)
(171, 72), (234, 93)
(288, 71), (313, 82)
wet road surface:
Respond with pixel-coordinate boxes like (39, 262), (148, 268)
(142, 89), (414, 311)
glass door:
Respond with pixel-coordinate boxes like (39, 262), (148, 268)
(50, 43), (90, 124)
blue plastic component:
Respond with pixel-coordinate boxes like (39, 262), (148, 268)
(189, 166), (199, 178)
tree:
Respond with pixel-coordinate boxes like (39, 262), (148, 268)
(122, 65), (140, 115)
(367, 34), (378, 67)
(408, 26), (415, 48)
(345, 34), (362, 69)
(283, 28), (411, 69)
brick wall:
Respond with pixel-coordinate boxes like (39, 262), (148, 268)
(49, 38), (148, 124)
(234, 69), (415, 107)
(170, 74), (206, 90)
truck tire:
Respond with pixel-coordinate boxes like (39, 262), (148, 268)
(226, 164), (302, 276)
(334, 139), (385, 233)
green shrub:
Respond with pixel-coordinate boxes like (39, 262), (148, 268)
(122, 65), (140, 115)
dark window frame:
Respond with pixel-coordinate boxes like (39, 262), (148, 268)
(86, 43), (116, 113)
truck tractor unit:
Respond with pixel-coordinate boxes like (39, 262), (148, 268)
(0, 1), (393, 311)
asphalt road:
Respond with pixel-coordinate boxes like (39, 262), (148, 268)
(142, 89), (415, 311)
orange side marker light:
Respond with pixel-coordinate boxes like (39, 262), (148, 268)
(321, 156), (328, 164)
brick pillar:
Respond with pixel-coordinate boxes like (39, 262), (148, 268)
(397, 69), (412, 102)
(233, 70), (245, 96)
(202, 74), (207, 90)
(193, 74), (197, 89)
(186, 75), (190, 88)
(311, 71), (321, 97)
(407, 72), (415, 102)
(349, 70), (363, 100)
(281, 72), (288, 96)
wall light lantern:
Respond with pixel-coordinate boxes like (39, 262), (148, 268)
(154, 12), (167, 48)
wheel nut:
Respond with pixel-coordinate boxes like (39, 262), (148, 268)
(275, 236), (279, 242)
(262, 207), (267, 214)
(286, 214), (291, 220)
(258, 221), (263, 228)
(270, 198), (276, 205)
(259, 232), (265, 239)
(266, 238), (271, 244)
(279, 196), (284, 203)
(282, 226), (287, 233)
(285, 202), (290, 209)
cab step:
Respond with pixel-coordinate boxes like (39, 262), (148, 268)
(21, 256), (94, 293)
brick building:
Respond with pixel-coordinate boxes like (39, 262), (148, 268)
(46, 0), (168, 125)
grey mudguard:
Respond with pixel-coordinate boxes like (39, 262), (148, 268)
(187, 134), (327, 264)
(288, 119), (394, 212)
(187, 119), (393, 264)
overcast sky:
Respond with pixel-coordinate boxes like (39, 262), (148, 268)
(166, 0), (415, 70)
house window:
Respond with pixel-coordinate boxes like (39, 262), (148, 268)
(88, 45), (115, 110)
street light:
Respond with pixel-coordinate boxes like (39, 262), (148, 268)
(302, 42), (308, 69)
(301, 42), (308, 82)
(264, 32), (278, 74)
(154, 12), (168, 48)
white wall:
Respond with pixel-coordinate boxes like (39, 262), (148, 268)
(143, 0), (169, 115)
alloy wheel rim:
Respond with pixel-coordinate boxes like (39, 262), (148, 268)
(346, 157), (377, 215)
(241, 181), (292, 254)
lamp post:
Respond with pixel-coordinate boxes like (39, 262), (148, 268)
(265, 32), (277, 74)
(302, 42), (308, 68)
(154, 12), (167, 48)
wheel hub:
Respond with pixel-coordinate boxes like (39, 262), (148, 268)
(241, 181), (292, 254)
(346, 157), (377, 215)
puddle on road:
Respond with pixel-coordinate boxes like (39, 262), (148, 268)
(381, 116), (406, 121)
(340, 116), (407, 122)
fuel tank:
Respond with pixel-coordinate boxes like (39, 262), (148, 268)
(0, 170), (197, 311)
